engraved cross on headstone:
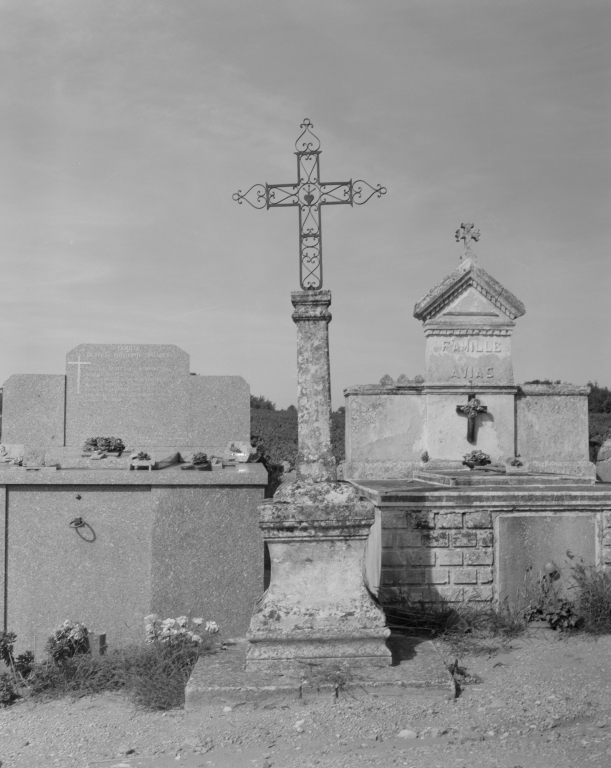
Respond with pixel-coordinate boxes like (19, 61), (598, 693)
(233, 119), (387, 290)
(455, 222), (480, 261)
(456, 394), (488, 443)
(68, 355), (90, 394)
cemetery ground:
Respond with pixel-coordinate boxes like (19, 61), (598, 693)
(2, 630), (611, 768)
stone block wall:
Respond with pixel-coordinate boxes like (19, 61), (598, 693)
(379, 503), (611, 606)
(380, 508), (495, 603)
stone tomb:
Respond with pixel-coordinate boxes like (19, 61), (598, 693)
(342, 236), (608, 609)
(2, 343), (250, 459)
(343, 252), (593, 479)
(0, 467), (268, 652)
(0, 343), (267, 651)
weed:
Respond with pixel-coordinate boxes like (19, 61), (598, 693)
(122, 639), (202, 709)
(571, 563), (611, 634)
(380, 588), (524, 639)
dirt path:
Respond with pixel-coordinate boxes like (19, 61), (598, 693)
(1, 631), (610, 768)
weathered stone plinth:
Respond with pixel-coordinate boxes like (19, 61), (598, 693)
(246, 479), (391, 672)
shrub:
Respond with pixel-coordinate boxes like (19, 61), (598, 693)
(14, 651), (35, 679)
(0, 630), (16, 667)
(0, 672), (16, 705)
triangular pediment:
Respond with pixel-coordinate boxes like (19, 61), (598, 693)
(413, 258), (525, 323)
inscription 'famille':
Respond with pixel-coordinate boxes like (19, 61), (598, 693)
(441, 339), (501, 354)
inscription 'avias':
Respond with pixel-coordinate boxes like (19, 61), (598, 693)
(451, 366), (494, 380)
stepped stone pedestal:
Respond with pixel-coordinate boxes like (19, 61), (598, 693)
(246, 479), (391, 672)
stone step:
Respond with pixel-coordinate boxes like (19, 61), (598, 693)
(185, 635), (456, 710)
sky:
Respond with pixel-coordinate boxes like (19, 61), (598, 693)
(0, 0), (609, 409)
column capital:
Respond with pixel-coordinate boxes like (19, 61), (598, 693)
(291, 290), (332, 322)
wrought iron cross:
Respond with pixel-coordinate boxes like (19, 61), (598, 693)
(456, 394), (488, 443)
(455, 222), (480, 260)
(232, 119), (387, 289)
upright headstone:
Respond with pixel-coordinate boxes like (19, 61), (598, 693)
(65, 344), (191, 448)
(2, 344), (250, 456)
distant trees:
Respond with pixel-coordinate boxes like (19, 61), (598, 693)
(587, 383), (611, 414)
(250, 394), (276, 411)
(251, 399), (346, 496)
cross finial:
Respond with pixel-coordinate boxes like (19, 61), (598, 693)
(233, 120), (386, 290)
(455, 223), (480, 262)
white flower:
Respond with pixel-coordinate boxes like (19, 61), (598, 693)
(176, 616), (188, 628)
(161, 618), (176, 629)
(191, 617), (204, 626)
(205, 621), (220, 634)
(144, 614), (159, 625)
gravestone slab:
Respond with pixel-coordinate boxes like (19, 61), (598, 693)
(497, 513), (597, 606)
(1, 375), (65, 446)
(65, 344), (191, 448)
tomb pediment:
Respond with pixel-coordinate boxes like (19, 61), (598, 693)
(413, 258), (525, 325)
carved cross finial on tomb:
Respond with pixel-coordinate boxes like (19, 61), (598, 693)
(456, 394), (488, 443)
(455, 223), (480, 261)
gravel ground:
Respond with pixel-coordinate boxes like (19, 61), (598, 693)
(1, 631), (610, 768)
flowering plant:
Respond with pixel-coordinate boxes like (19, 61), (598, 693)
(136, 452), (151, 461)
(143, 615), (219, 647)
(45, 620), (89, 663)
(192, 452), (208, 465)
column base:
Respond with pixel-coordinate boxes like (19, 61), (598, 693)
(246, 480), (392, 671)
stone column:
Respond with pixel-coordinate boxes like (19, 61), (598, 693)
(291, 290), (336, 483)
(244, 288), (391, 673)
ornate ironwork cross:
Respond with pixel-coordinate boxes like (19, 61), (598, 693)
(232, 119), (387, 289)
(456, 394), (488, 443)
(455, 222), (480, 260)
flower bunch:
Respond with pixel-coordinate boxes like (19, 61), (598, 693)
(191, 452), (208, 465)
(83, 437), (125, 454)
(462, 450), (491, 466)
(143, 615), (219, 647)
